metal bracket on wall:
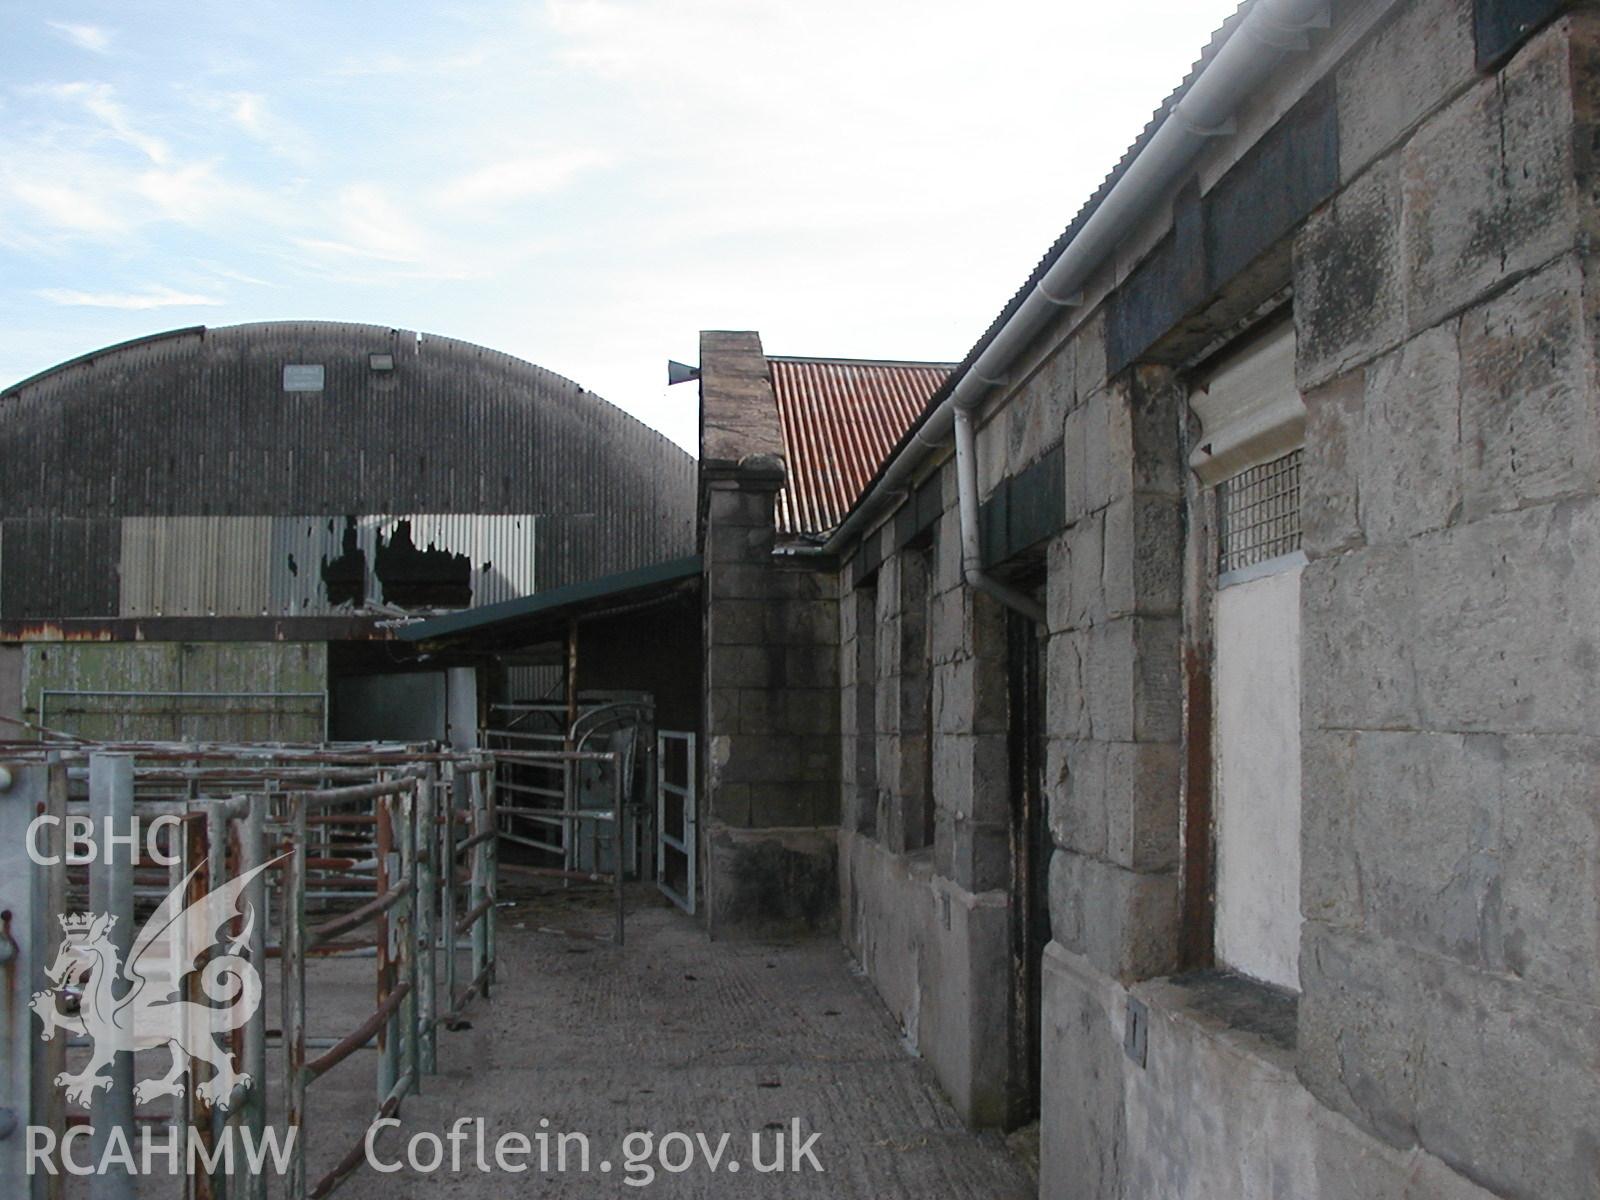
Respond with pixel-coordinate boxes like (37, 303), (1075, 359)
(1124, 996), (1149, 1069)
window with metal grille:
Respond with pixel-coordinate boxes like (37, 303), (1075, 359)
(1218, 449), (1302, 574)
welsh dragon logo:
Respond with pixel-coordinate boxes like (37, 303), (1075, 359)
(29, 859), (282, 1111)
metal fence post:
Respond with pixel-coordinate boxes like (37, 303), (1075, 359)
(485, 765), (498, 984)
(469, 775), (489, 1001)
(239, 796), (268, 1200)
(613, 755), (625, 946)
(442, 770), (458, 1028)
(396, 783), (417, 1106)
(203, 800), (230, 1200)
(1, 764), (45, 1198)
(416, 764), (438, 1076)
(375, 787), (398, 1106)
(282, 793), (308, 1200)
(88, 752), (136, 1200)
(38, 756), (67, 1200)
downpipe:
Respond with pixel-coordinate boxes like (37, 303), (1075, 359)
(953, 405), (1046, 625)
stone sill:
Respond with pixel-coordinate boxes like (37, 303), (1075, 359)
(1133, 968), (1300, 1075)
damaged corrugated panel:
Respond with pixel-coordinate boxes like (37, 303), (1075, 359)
(119, 513), (539, 616)
(767, 357), (953, 538)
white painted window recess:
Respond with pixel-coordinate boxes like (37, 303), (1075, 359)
(1192, 319), (1305, 993)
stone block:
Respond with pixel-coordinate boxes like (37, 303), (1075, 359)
(1497, 734), (1600, 1004)
(706, 517), (774, 564)
(1047, 848), (1178, 981)
(1299, 729), (1363, 927)
(1402, 31), (1577, 332)
(935, 507), (962, 595)
(1295, 155), (1405, 388)
(1300, 545), (1420, 731)
(1127, 367), (1184, 498)
(707, 645), (778, 691)
(1084, 616), (1181, 744)
(1335, 0), (1477, 179)
(1066, 509), (1106, 631)
(705, 484), (777, 527)
(716, 734), (801, 785)
(747, 781), (822, 829)
(710, 598), (768, 645)
(732, 687), (775, 735)
(769, 563), (837, 603)
(1008, 347), (1073, 469)
(708, 562), (771, 600)
(929, 587), (967, 664)
(768, 598), (844, 652)
(782, 687), (839, 737)
(1343, 731), (1508, 970)
(1301, 368), (1367, 558)
(1101, 492), (1183, 618)
(706, 827), (838, 938)
(1040, 946), (1127, 1200)
(709, 780), (752, 826)
(1044, 529), (1071, 633)
(1063, 402), (1090, 526)
(932, 654), (1007, 737)
(939, 815), (1011, 893)
(1411, 499), (1600, 734)
(1360, 322), (1463, 543)
(1081, 389), (1121, 515)
(1409, 948), (1600, 1200)
(1083, 620), (1133, 741)
(1103, 740), (1182, 872)
(783, 644), (837, 689)
(1044, 630), (1088, 740)
(1047, 737), (1107, 859)
(932, 732), (1010, 826)
(1297, 923), (1422, 1149)
(1459, 255), (1596, 518)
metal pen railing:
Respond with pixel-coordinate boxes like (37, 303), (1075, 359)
(0, 741), (500, 1200)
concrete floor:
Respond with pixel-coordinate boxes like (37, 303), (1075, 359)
(316, 883), (1036, 1199)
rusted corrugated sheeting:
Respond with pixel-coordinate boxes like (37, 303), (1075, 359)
(0, 322), (696, 622)
(767, 357), (953, 537)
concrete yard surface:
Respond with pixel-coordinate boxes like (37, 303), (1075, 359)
(320, 885), (1034, 1199)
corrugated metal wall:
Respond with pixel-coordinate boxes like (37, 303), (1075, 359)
(22, 641), (327, 741)
(0, 322), (696, 620)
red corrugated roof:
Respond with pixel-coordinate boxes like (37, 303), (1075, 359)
(768, 356), (954, 538)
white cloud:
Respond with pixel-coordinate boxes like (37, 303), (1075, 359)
(7, 179), (126, 234)
(33, 82), (169, 165)
(36, 285), (223, 310)
(435, 150), (611, 210)
(48, 22), (111, 54)
(216, 91), (315, 164)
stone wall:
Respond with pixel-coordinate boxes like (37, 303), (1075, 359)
(1292, 10), (1600, 1199)
(699, 332), (841, 937)
(837, 457), (1021, 1121)
(835, 2), (1600, 1197)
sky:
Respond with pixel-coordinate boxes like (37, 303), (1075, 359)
(0, 1), (1243, 454)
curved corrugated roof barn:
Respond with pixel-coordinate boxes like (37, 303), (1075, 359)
(0, 321), (695, 625)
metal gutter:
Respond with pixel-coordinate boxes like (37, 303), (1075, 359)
(801, 0), (1332, 622)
